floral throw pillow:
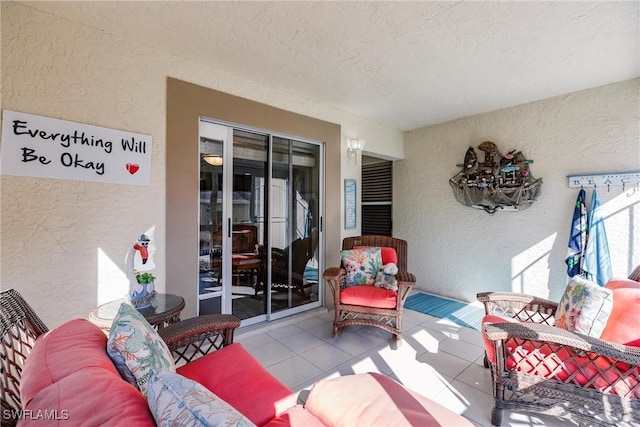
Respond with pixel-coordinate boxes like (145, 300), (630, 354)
(147, 369), (256, 427)
(340, 247), (383, 287)
(555, 276), (614, 337)
(106, 303), (175, 396)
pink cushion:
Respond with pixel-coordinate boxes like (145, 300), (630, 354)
(21, 319), (123, 404)
(305, 373), (475, 426)
(600, 280), (640, 345)
(340, 285), (397, 309)
(22, 368), (154, 427)
(20, 319), (154, 426)
(262, 405), (325, 427)
(354, 246), (399, 266)
(177, 343), (295, 426)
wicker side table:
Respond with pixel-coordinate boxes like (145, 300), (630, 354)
(90, 293), (185, 332)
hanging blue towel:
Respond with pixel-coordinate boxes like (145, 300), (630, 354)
(583, 189), (612, 286)
(566, 189), (587, 277)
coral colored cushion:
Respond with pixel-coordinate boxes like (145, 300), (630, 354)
(262, 406), (325, 427)
(340, 247), (383, 287)
(555, 276), (613, 337)
(147, 369), (255, 427)
(177, 343), (295, 426)
(21, 368), (155, 427)
(20, 319), (121, 404)
(107, 303), (175, 396)
(339, 285), (397, 309)
(353, 246), (399, 266)
(305, 373), (475, 426)
(600, 279), (640, 345)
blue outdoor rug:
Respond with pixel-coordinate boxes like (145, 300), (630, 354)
(404, 292), (484, 330)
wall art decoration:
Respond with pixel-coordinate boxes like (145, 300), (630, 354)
(1, 110), (152, 185)
(344, 179), (357, 229)
(449, 141), (542, 214)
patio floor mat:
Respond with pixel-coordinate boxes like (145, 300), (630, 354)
(404, 292), (484, 330)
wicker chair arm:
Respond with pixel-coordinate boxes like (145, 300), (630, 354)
(484, 322), (640, 365)
(396, 271), (416, 284)
(158, 314), (241, 364)
(477, 291), (558, 324)
(323, 267), (346, 281)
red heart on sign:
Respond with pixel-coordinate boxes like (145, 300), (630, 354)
(126, 163), (140, 175)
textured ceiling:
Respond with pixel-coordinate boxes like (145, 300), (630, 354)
(27, 1), (639, 131)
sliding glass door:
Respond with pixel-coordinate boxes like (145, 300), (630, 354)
(198, 120), (322, 325)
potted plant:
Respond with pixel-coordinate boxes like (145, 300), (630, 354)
(130, 270), (157, 309)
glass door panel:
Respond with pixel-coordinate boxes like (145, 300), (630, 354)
(198, 122), (228, 315)
(199, 119), (322, 324)
(230, 130), (268, 321)
(270, 137), (320, 316)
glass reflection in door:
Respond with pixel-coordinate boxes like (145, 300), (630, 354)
(269, 137), (320, 315)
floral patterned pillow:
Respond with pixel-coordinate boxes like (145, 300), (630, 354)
(147, 369), (256, 427)
(555, 276), (614, 337)
(340, 247), (383, 287)
(106, 303), (175, 396)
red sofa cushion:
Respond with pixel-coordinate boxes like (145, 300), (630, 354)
(340, 285), (397, 308)
(600, 279), (640, 345)
(19, 319), (154, 426)
(177, 343), (295, 426)
(22, 368), (154, 427)
(262, 405), (325, 427)
(21, 318), (124, 404)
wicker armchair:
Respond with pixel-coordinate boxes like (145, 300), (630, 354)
(0, 289), (240, 427)
(323, 235), (416, 340)
(477, 270), (640, 426)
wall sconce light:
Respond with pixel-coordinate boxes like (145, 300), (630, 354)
(347, 138), (366, 157)
(202, 155), (223, 166)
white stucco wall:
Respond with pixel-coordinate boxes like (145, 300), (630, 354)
(0, 2), (402, 327)
(396, 78), (640, 303)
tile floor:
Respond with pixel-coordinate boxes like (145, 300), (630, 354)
(235, 301), (576, 427)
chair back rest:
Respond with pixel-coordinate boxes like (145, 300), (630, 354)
(1, 289), (49, 424)
(342, 235), (408, 271)
(629, 265), (640, 282)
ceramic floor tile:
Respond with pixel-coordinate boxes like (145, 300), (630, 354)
(453, 362), (493, 393)
(431, 379), (494, 426)
(403, 325), (447, 355)
(294, 315), (329, 330)
(329, 329), (389, 357)
(299, 342), (353, 372)
(438, 336), (485, 363)
(266, 355), (324, 390)
(246, 340), (293, 368)
(304, 321), (335, 340)
(266, 323), (304, 340)
(416, 348), (471, 379)
(234, 332), (274, 350)
(278, 330), (326, 354)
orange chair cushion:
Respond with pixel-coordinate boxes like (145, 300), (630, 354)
(600, 279), (640, 345)
(177, 343), (296, 426)
(339, 285), (397, 309)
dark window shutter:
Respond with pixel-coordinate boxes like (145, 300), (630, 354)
(362, 162), (392, 236)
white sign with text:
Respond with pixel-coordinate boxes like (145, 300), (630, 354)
(1, 110), (151, 186)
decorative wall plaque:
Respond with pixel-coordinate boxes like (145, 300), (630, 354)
(449, 141), (542, 214)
